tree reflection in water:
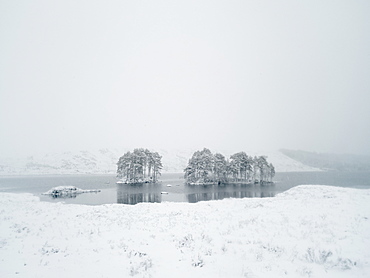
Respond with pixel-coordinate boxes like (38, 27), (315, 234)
(186, 183), (276, 203)
(187, 191), (276, 203)
(116, 183), (162, 205)
(117, 191), (161, 205)
(116, 178), (276, 205)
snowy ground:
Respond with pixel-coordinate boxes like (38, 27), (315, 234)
(0, 185), (369, 277)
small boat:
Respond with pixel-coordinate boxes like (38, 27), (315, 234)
(161, 192), (169, 194)
(166, 184), (172, 187)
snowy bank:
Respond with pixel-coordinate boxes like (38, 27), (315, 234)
(0, 185), (369, 277)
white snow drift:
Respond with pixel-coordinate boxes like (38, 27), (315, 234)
(0, 185), (369, 277)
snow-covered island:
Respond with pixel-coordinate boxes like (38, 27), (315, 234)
(184, 148), (275, 185)
(1, 185), (369, 277)
(116, 148), (163, 184)
(42, 186), (100, 198)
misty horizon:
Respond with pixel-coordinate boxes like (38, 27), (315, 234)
(1, 1), (370, 157)
(3, 145), (370, 161)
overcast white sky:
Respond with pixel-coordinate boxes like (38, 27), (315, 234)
(1, 0), (370, 157)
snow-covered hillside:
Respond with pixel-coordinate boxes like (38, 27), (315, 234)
(0, 149), (320, 176)
(0, 185), (369, 277)
(0, 149), (121, 175)
(258, 151), (322, 172)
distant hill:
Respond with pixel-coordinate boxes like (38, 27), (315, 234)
(280, 149), (370, 172)
(0, 148), (320, 176)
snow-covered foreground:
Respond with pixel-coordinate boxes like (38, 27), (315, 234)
(0, 186), (369, 278)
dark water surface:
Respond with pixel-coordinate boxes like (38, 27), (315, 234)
(0, 171), (369, 205)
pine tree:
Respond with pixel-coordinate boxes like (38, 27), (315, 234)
(214, 153), (227, 183)
(184, 149), (274, 185)
(117, 149), (162, 184)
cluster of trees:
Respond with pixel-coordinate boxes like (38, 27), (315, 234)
(117, 148), (162, 184)
(184, 148), (275, 185)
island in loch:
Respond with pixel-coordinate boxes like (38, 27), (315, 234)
(184, 148), (275, 185)
(116, 148), (275, 186)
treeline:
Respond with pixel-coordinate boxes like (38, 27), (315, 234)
(184, 148), (275, 185)
(117, 148), (162, 184)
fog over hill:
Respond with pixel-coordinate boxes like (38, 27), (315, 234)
(281, 149), (370, 172)
(0, 149), (320, 176)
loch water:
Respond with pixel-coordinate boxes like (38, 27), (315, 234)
(0, 171), (369, 205)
